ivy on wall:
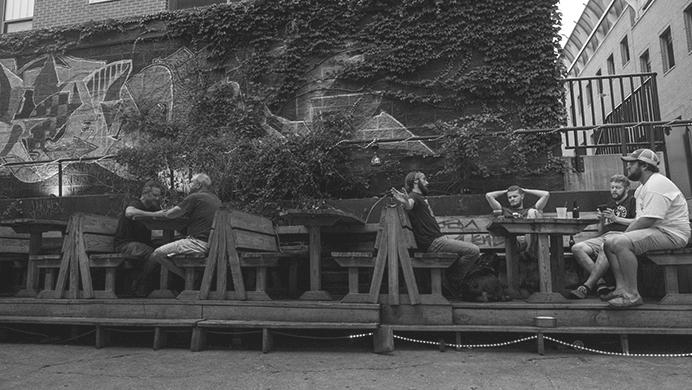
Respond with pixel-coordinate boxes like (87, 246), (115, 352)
(0, 0), (566, 207)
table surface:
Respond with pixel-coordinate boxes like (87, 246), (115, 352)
(0, 218), (68, 233)
(131, 216), (189, 231)
(282, 208), (365, 227)
(487, 217), (599, 236)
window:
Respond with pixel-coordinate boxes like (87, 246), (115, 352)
(684, 3), (692, 52)
(168, 0), (227, 10)
(595, 69), (603, 94)
(1, 0), (33, 33)
(639, 49), (651, 72)
(659, 27), (676, 72)
(620, 35), (630, 65)
(585, 82), (593, 106)
(606, 54), (615, 75)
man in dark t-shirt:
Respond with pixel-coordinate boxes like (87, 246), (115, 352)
(146, 173), (221, 278)
(391, 171), (480, 278)
(114, 181), (163, 259)
(567, 174), (636, 299)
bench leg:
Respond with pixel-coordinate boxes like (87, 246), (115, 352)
(190, 327), (206, 352)
(95, 326), (109, 349)
(103, 268), (117, 298)
(149, 268), (177, 299)
(288, 262), (298, 298)
(537, 332), (545, 355)
(348, 268), (359, 294)
(620, 334), (630, 354)
(184, 268), (196, 290)
(153, 327), (167, 350)
(373, 325), (394, 354)
(247, 267), (271, 301)
(45, 269), (56, 291)
(262, 328), (273, 353)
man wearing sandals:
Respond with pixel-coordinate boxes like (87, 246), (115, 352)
(604, 149), (690, 308)
(567, 174), (636, 299)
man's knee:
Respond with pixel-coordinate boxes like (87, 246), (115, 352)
(604, 235), (631, 253)
(571, 242), (590, 256)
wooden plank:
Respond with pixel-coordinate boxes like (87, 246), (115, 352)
(82, 234), (116, 253)
(229, 209), (275, 236)
(0, 226), (30, 239)
(397, 237), (420, 305)
(80, 214), (118, 235)
(232, 229), (278, 252)
(76, 227), (94, 299)
(197, 320), (379, 329)
(216, 224), (228, 296)
(198, 221), (220, 299)
(226, 216), (246, 299)
(0, 238), (29, 254)
(368, 228), (388, 302)
(386, 208), (399, 305)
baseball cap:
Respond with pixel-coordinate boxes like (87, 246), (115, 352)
(621, 148), (660, 166)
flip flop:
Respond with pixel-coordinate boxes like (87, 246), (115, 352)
(566, 284), (590, 299)
(608, 295), (643, 309)
(600, 290), (624, 301)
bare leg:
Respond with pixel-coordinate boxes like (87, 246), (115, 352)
(583, 250), (609, 290)
(571, 242), (595, 274)
(603, 235), (630, 296)
(605, 235), (639, 297)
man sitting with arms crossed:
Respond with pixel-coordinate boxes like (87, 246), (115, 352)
(391, 171), (480, 291)
(567, 174), (636, 299)
(131, 173), (222, 291)
(604, 149), (690, 308)
(113, 180), (163, 296)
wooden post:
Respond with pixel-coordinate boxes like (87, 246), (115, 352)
(537, 332), (545, 355)
(348, 268), (359, 294)
(549, 235), (565, 291)
(386, 208), (399, 305)
(620, 334), (630, 354)
(153, 327), (167, 350)
(504, 237), (520, 297)
(95, 326), (109, 349)
(262, 328), (273, 353)
(373, 325), (394, 354)
(368, 228), (388, 303)
(190, 327), (206, 352)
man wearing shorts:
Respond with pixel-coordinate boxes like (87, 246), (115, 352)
(567, 174), (635, 299)
(132, 173), (221, 291)
(604, 149), (690, 308)
(114, 181), (163, 295)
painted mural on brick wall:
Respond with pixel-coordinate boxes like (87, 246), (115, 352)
(0, 47), (431, 184)
(0, 48), (204, 183)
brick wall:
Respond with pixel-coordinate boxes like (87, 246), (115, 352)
(34, 0), (167, 29)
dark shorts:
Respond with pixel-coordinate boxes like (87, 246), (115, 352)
(116, 242), (154, 260)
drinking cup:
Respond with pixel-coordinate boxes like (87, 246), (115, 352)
(556, 207), (568, 219)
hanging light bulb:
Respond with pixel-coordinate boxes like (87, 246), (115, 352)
(370, 144), (382, 166)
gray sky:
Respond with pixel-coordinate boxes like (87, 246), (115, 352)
(559, 1), (587, 45)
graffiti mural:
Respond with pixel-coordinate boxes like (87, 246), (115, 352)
(0, 48), (203, 183)
(0, 46), (432, 185)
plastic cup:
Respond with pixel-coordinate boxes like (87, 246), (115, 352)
(556, 207), (568, 219)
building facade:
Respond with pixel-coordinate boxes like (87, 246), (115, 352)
(562, 0), (692, 196)
(1, 0), (230, 32)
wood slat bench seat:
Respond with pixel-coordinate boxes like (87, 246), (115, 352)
(0, 315), (199, 350)
(175, 209), (306, 301)
(0, 228), (63, 294)
(38, 213), (134, 299)
(194, 319), (379, 352)
(647, 247), (692, 305)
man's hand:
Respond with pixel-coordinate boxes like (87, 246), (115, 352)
(602, 208), (617, 224)
(391, 187), (413, 210)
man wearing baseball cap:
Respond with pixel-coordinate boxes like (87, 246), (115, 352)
(603, 149), (690, 308)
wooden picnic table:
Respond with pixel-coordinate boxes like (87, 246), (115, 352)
(131, 216), (190, 298)
(282, 208), (365, 300)
(487, 217), (599, 303)
(0, 218), (67, 297)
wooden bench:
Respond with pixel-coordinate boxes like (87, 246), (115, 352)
(36, 213), (137, 299)
(192, 319), (379, 353)
(0, 227), (31, 293)
(175, 208), (305, 301)
(332, 205), (459, 305)
(0, 316), (199, 350)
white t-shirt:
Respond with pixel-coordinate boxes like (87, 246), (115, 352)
(634, 173), (691, 242)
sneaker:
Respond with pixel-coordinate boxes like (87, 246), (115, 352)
(566, 284), (590, 299)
